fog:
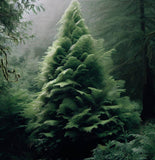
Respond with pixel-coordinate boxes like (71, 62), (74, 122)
(30, 0), (71, 42)
(14, 0), (71, 57)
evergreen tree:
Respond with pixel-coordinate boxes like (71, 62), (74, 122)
(27, 1), (141, 160)
(80, 0), (155, 119)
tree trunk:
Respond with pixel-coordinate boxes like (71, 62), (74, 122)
(140, 0), (155, 120)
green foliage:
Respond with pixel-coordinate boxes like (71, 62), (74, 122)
(0, 76), (33, 160)
(86, 140), (146, 160)
(86, 122), (155, 160)
(26, 1), (141, 160)
(80, 0), (155, 102)
(140, 123), (155, 159)
(59, 0), (88, 41)
(9, 54), (41, 93)
(0, 0), (43, 80)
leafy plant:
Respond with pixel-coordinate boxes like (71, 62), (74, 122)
(0, 76), (33, 160)
(0, 0), (43, 80)
(86, 140), (146, 160)
(86, 122), (155, 160)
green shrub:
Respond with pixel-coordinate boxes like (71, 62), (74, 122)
(86, 122), (155, 160)
(0, 78), (32, 160)
(86, 140), (146, 160)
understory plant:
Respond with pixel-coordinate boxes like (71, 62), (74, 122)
(26, 1), (141, 160)
(0, 77), (32, 160)
(86, 123), (155, 160)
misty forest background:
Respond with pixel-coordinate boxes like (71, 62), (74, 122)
(0, 0), (155, 160)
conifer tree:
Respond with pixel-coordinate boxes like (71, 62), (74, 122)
(80, 0), (155, 119)
(27, 1), (141, 160)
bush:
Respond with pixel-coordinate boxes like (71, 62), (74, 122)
(0, 79), (32, 160)
(86, 122), (155, 160)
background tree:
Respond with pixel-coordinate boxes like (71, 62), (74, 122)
(9, 53), (41, 93)
(80, 0), (155, 119)
(26, 1), (141, 160)
(0, 0), (43, 80)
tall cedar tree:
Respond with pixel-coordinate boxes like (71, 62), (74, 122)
(80, 0), (155, 119)
(27, 1), (141, 160)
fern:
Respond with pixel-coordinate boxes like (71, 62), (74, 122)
(86, 122), (155, 160)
